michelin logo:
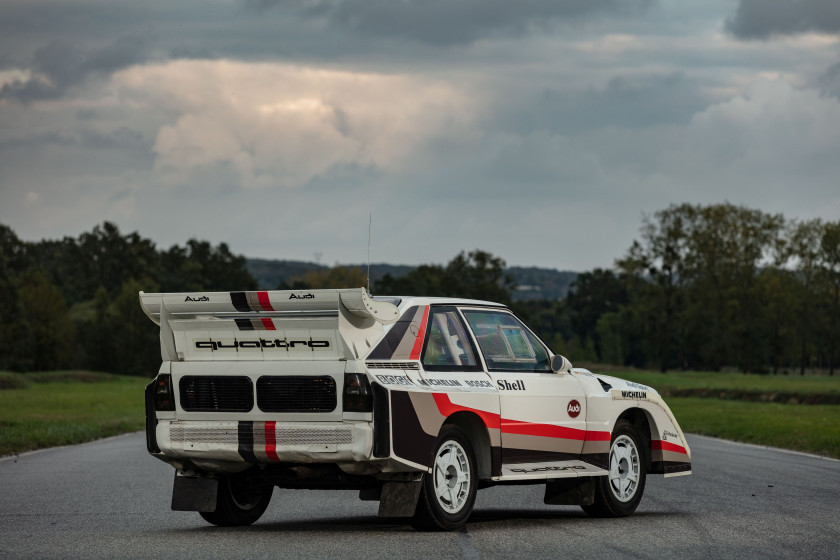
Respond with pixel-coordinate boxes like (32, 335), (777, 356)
(612, 389), (649, 400)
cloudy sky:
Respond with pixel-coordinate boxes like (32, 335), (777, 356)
(1, 0), (839, 270)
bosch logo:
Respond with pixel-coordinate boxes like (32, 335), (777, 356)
(567, 400), (581, 418)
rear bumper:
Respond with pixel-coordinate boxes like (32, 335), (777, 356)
(155, 419), (374, 466)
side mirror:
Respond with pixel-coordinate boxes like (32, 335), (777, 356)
(550, 354), (571, 373)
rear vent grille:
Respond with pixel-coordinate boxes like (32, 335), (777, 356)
(257, 376), (337, 413)
(179, 376), (253, 412)
(366, 361), (420, 370)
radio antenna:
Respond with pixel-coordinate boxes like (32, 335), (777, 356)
(367, 213), (372, 293)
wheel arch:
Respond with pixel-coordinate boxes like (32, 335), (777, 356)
(441, 411), (493, 480)
(616, 407), (654, 472)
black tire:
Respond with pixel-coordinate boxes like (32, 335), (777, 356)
(582, 419), (647, 517)
(199, 472), (273, 527)
(411, 424), (478, 531)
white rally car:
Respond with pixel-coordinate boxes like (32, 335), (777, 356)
(141, 288), (691, 530)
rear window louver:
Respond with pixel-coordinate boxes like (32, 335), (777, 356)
(179, 376), (254, 412)
(257, 376), (337, 413)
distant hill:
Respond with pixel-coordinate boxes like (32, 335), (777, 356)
(246, 258), (578, 300)
(507, 266), (578, 300)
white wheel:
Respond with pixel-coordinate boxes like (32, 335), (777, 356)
(433, 440), (471, 514)
(412, 424), (478, 531)
(608, 434), (641, 502)
(581, 419), (647, 517)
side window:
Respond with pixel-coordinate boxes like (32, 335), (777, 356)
(421, 308), (480, 371)
(462, 310), (551, 372)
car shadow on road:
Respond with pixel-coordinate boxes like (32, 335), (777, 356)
(154, 515), (414, 534)
(150, 509), (679, 535)
(467, 508), (679, 526)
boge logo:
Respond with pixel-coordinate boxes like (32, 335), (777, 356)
(567, 399), (581, 418)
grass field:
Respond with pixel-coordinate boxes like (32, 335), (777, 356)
(667, 397), (840, 459)
(0, 371), (148, 456)
(604, 369), (840, 396)
(1, 369), (838, 460)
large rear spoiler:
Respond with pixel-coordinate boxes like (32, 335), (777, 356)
(139, 288), (399, 325)
(139, 288), (399, 362)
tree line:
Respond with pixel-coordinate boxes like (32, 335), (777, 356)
(1, 202), (837, 376)
(527, 204), (840, 375)
(0, 222), (255, 375)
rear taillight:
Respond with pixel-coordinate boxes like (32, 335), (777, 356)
(343, 372), (372, 412)
(154, 374), (176, 411)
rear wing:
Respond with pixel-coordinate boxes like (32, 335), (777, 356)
(139, 288), (399, 362)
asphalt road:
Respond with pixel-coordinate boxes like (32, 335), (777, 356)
(1, 433), (838, 560)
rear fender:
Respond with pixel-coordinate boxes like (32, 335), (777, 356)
(388, 389), (501, 478)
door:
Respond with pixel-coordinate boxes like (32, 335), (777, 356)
(460, 308), (587, 469)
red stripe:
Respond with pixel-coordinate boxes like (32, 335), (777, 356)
(584, 430), (612, 441)
(409, 306), (430, 360)
(264, 422), (280, 462)
(261, 318), (276, 330)
(432, 393), (501, 430)
(257, 291), (275, 311)
(431, 393), (610, 442)
(652, 440), (687, 455)
(501, 418), (587, 441)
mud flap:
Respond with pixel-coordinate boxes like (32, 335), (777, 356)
(171, 473), (218, 512)
(377, 480), (423, 517)
(544, 477), (595, 506)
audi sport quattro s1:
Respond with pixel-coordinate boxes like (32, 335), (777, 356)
(140, 288), (691, 530)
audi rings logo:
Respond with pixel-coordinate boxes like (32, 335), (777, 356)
(567, 399), (581, 418)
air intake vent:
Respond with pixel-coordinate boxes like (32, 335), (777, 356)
(597, 378), (613, 392)
(179, 376), (253, 412)
(257, 376), (337, 413)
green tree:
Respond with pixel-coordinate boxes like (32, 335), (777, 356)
(595, 312), (624, 365)
(617, 207), (691, 371)
(79, 286), (118, 373)
(110, 278), (161, 376)
(0, 232), (34, 371)
(376, 250), (515, 304)
(617, 203), (785, 371)
(820, 221), (840, 375)
(565, 269), (628, 362)
(756, 268), (797, 374)
(789, 219), (824, 375)
(16, 268), (77, 371)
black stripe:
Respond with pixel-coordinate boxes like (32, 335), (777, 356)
(491, 446), (502, 478)
(502, 448), (580, 465)
(367, 305), (417, 359)
(372, 383), (391, 458)
(581, 452), (609, 470)
(144, 380), (160, 454)
(238, 421), (256, 462)
(651, 460), (692, 475)
(235, 318), (254, 330)
(230, 291), (251, 312)
(390, 390), (436, 467)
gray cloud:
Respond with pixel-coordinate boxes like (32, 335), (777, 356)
(250, 0), (652, 45)
(2, 1), (839, 271)
(0, 37), (147, 102)
(726, 0), (840, 39)
(495, 73), (712, 135)
(818, 61), (840, 98)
